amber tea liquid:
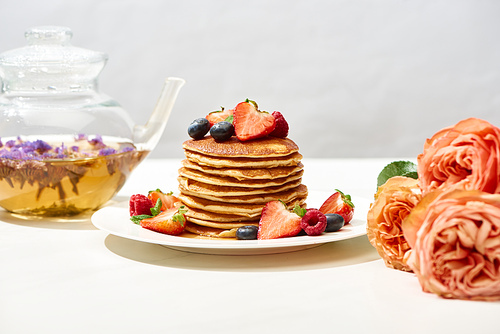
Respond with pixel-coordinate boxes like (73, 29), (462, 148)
(0, 136), (148, 217)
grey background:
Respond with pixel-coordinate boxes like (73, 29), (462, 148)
(1, 0), (500, 159)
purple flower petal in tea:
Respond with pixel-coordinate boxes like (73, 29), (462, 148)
(33, 140), (52, 154)
(98, 147), (116, 156)
(75, 133), (87, 141)
(88, 135), (106, 149)
(1, 149), (23, 160)
(0, 134), (132, 162)
(120, 147), (134, 153)
(54, 143), (69, 158)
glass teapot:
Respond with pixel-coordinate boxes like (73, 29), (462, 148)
(0, 26), (185, 217)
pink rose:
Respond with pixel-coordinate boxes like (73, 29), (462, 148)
(367, 176), (422, 272)
(403, 189), (500, 301)
(417, 118), (500, 196)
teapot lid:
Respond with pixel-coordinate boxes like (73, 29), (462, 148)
(0, 26), (108, 92)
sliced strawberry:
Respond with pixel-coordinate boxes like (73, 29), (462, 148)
(206, 108), (234, 127)
(148, 189), (181, 211)
(318, 189), (355, 224)
(269, 111), (289, 138)
(140, 206), (188, 235)
(257, 200), (302, 240)
(233, 99), (276, 141)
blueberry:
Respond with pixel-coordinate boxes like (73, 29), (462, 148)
(210, 121), (234, 142)
(188, 118), (210, 140)
(236, 225), (258, 240)
(325, 213), (345, 232)
(296, 229), (307, 236)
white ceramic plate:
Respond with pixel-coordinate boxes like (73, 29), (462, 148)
(91, 191), (370, 255)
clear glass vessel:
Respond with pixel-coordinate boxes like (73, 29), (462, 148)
(0, 26), (184, 217)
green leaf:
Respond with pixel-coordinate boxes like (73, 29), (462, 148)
(377, 161), (418, 188)
(150, 198), (162, 216)
(148, 188), (173, 196)
(245, 98), (258, 109)
(130, 214), (153, 224)
(172, 212), (186, 225)
(335, 189), (354, 208)
(178, 205), (188, 215)
(224, 115), (234, 124)
(173, 206), (188, 226)
(209, 107), (225, 115)
(293, 204), (307, 217)
(278, 199), (288, 208)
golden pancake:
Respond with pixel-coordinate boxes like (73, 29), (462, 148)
(180, 195), (261, 218)
(178, 167), (304, 188)
(178, 184), (308, 204)
(181, 159), (304, 180)
(184, 206), (258, 223)
(179, 194), (307, 217)
(183, 136), (299, 158)
(186, 217), (259, 230)
(178, 176), (303, 196)
(184, 150), (303, 168)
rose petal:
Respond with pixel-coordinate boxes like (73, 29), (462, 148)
(367, 176), (422, 272)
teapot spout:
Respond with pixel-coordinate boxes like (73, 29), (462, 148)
(134, 77), (185, 151)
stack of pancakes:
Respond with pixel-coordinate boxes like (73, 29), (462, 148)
(177, 136), (308, 237)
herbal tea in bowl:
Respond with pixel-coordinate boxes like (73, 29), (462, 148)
(0, 135), (148, 216)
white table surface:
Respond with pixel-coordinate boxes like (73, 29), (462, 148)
(1, 158), (499, 334)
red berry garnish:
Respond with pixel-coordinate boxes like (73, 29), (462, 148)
(269, 111), (289, 138)
(148, 189), (181, 211)
(206, 108), (234, 127)
(140, 206), (188, 236)
(300, 209), (327, 236)
(257, 200), (302, 240)
(319, 189), (355, 224)
(129, 194), (154, 216)
(233, 99), (276, 142)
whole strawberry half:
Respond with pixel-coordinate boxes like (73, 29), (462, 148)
(257, 200), (302, 240)
(233, 99), (276, 141)
(148, 189), (181, 211)
(140, 206), (188, 236)
(206, 107), (234, 127)
(318, 189), (355, 223)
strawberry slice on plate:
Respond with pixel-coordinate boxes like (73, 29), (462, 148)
(148, 189), (181, 211)
(257, 200), (302, 240)
(319, 189), (355, 224)
(233, 99), (276, 141)
(139, 206), (188, 236)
